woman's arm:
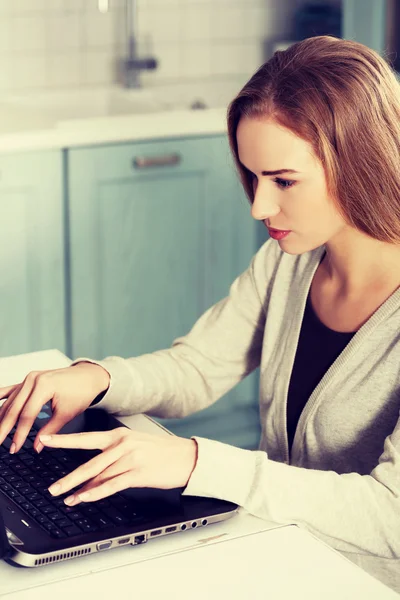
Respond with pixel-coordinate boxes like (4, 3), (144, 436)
(71, 240), (277, 419)
(183, 414), (400, 559)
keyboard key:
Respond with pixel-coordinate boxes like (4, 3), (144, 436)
(75, 519), (96, 532)
(105, 507), (130, 526)
(63, 524), (82, 537)
(36, 515), (50, 525)
(68, 511), (85, 521)
(49, 510), (65, 522)
(54, 518), (72, 529)
(50, 528), (66, 539)
(12, 463), (25, 471)
(26, 492), (41, 502)
(42, 505), (58, 515)
(91, 514), (114, 529)
(8, 475), (22, 484)
(35, 498), (50, 509)
(80, 505), (100, 516)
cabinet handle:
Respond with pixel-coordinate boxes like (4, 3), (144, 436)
(133, 153), (181, 169)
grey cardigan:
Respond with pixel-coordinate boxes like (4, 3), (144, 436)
(73, 239), (400, 593)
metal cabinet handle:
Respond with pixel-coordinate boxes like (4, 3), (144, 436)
(133, 153), (182, 169)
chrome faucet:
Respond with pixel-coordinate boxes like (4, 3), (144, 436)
(123, 0), (158, 88)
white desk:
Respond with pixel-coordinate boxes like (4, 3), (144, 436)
(0, 350), (398, 600)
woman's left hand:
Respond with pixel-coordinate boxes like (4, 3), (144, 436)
(39, 427), (198, 507)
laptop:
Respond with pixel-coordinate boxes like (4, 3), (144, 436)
(0, 405), (238, 567)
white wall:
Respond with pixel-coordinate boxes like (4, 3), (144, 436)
(0, 0), (296, 93)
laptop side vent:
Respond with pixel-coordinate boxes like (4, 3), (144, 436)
(34, 547), (92, 566)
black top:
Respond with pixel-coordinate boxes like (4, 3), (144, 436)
(286, 290), (356, 453)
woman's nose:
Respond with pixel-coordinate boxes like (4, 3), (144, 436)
(251, 190), (280, 221)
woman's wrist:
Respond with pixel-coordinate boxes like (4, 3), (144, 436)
(71, 361), (111, 397)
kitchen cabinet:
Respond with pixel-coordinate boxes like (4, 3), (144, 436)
(343, 0), (387, 54)
(68, 135), (264, 448)
(0, 151), (66, 358)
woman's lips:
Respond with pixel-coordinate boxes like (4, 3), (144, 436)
(267, 228), (292, 240)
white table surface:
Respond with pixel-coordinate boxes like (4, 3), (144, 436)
(0, 350), (398, 600)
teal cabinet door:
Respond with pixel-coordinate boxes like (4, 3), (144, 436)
(343, 0), (387, 54)
(0, 151), (66, 358)
(68, 136), (264, 448)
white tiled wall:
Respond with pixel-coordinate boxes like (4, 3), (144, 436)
(0, 0), (296, 93)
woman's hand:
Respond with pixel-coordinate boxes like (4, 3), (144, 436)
(0, 362), (110, 454)
(40, 428), (198, 506)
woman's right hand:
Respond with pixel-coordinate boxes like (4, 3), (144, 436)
(0, 362), (110, 454)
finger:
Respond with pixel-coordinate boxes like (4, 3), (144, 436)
(0, 376), (38, 446)
(0, 384), (18, 401)
(48, 443), (123, 498)
(33, 413), (71, 454)
(11, 379), (54, 453)
(0, 395), (14, 424)
(0, 387), (22, 445)
(64, 471), (133, 506)
(40, 430), (113, 451)
(0, 386), (19, 421)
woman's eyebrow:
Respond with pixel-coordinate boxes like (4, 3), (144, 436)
(239, 161), (300, 176)
(261, 168), (300, 176)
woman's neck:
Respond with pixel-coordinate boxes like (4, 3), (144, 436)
(322, 227), (400, 300)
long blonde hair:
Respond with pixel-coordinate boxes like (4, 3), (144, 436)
(227, 35), (400, 243)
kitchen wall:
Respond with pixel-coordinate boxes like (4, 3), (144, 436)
(0, 0), (300, 94)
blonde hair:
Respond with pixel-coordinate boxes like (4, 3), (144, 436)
(227, 35), (400, 243)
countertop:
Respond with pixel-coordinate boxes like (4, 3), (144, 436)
(0, 77), (247, 154)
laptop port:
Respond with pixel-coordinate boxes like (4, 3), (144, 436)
(201, 519), (208, 526)
(96, 541), (112, 551)
(150, 529), (162, 537)
(134, 535), (146, 545)
(118, 537), (130, 545)
(180, 524), (187, 531)
(165, 526), (177, 533)
(191, 522), (197, 528)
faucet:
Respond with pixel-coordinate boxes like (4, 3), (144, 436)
(123, 0), (158, 88)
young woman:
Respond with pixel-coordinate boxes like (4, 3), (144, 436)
(0, 35), (399, 592)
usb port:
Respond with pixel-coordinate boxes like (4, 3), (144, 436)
(150, 529), (162, 537)
(165, 526), (177, 533)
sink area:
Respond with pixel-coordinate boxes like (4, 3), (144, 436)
(0, 79), (244, 134)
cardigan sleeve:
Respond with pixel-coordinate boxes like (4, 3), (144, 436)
(183, 415), (400, 559)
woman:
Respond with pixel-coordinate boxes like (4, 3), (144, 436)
(0, 36), (399, 591)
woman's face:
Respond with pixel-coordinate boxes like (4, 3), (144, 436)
(236, 116), (348, 255)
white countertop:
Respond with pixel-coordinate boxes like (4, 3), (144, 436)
(0, 77), (247, 154)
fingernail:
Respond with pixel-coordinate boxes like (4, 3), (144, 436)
(49, 483), (61, 496)
(64, 495), (75, 505)
(78, 492), (90, 502)
(36, 442), (43, 454)
(9, 443), (15, 455)
(40, 435), (51, 442)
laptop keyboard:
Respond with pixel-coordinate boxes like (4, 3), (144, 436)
(0, 423), (144, 540)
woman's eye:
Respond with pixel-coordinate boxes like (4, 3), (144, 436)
(275, 178), (295, 189)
